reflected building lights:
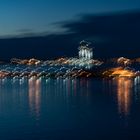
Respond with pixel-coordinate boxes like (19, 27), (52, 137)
(54, 78), (89, 100)
(115, 78), (132, 116)
(28, 78), (41, 119)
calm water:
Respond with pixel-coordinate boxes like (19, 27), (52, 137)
(0, 77), (140, 140)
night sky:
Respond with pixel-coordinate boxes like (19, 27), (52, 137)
(0, 0), (140, 60)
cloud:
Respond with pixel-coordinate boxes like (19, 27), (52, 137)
(58, 10), (140, 58)
(0, 10), (140, 61)
(60, 10), (140, 40)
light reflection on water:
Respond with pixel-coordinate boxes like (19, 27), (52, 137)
(1, 77), (136, 118)
(114, 78), (132, 116)
(0, 77), (140, 139)
(28, 78), (41, 119)
(26, 78), (90, 120)
(112, 76), (140, 117)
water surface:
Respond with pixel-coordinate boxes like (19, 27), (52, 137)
(0, 77), (140, 140)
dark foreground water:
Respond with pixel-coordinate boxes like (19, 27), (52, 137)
(0, 77), (140, 140)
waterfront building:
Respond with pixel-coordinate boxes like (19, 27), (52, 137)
(78, 40), (93, 60)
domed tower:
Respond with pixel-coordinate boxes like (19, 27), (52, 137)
(78, 40), (93, 60)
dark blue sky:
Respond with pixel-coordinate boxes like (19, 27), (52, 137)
(0, 0), (140, 37)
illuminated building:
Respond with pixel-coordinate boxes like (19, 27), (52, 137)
(78, 40), (93, 60)
(117, 57), (131, 66)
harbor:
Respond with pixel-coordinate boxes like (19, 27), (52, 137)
(0, 41), (140, 79)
